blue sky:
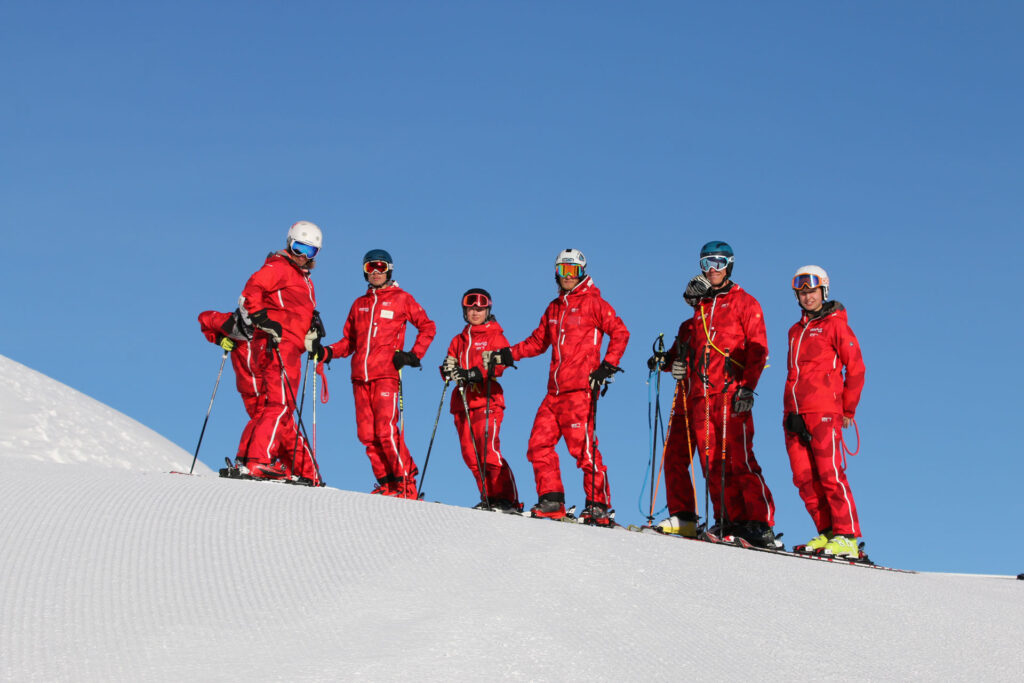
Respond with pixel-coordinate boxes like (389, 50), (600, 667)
(3, 2), (1022, 574)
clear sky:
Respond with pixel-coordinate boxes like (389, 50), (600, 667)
(3, 2), (1022, 574)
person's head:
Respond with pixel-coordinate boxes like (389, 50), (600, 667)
(461, 288), (493, 325)
(792, 265), (830, 313)
(554, 248), (586, 292)
(698, 240), (734, 288)
(362, 249), (394, 288)
(286, 221), (322, 268)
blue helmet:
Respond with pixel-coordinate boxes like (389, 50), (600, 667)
(362, 249), (394, 282)
(699, 240), (734, 277)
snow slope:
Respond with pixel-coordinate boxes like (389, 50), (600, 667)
(1, 355), (1022, 681)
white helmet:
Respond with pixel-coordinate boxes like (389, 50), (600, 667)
(287, 221), (322, 257)
(555, 248), (586, 271)
(792, 265), (829, 299)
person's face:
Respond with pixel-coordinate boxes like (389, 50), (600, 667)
(797, 287), (824, 312)
(704, 267), (728, 288)
(367, 270), (389, 287)
(289, 253), (310, 268)
(558, 274), (580, 291)
(466, 307), (488, 325)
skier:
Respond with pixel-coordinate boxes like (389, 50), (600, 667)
(308, 249), (435, 499)
(440, 289), (521, 512)
(231, 221), (322, 483)
(784, 265), (866, 559)
(197, 309), (265, 418)
(689, 241), (778, 547)
(489, 249), (629, 525)
(647, 275), (711, 538)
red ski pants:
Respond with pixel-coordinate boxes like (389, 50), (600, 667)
(663, 385), (698, 518)
(352, 378), (417, 483)
(452, 404), (519, 503)
(231, 338), (265, 418)
(236, 344), (316, 479)
(525, 390), (610, 506)
(785, 412), (861, 536)
(690, 391), (775, 526)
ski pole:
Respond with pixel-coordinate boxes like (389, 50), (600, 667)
(719, 349), (732, 535)
(702, 344), (712, 532)
(291, 355), (312, 479)
(312, 361), (318, 461)
(273, 346), (323, 485)
(458, 382), (489, 508)
(190, 350), (228, 474)
(418, 379), (450, 495)
(647, 334), (665, 524)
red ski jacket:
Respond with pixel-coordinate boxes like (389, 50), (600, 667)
(688, 283), (768, 397)
(511, 277), (630, 395)
(784, 301), (865, 418)
(443, 320), (510, 414)
(238, 252), (316, 351)
(328, 282), (436, 383)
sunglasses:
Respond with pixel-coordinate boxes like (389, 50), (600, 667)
(462, 292), (492, 308)
(289, 241), (319, 259)
(792, 273), (823, 291)
(556, 263), (584, 279)
(699, 255), (732, 273)
(363, 260), (391, 274)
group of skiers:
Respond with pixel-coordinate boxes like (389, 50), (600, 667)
(199, 221), (866, 559)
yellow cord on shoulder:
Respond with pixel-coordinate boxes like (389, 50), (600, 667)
(699, 303), (771, 371)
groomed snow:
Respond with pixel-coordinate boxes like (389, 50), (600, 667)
(1, 354), (1022, 681)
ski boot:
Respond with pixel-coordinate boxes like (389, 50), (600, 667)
(822, 535), (860, 559)
(475, 499), (523, 514)
(733, 521), (784, 550)
(794, 531), (833, 554)
(530, 494), (568, 520)
(579, 501), (614, 527)
(248, 460), (289, 480)
(656, 514), (698, 538)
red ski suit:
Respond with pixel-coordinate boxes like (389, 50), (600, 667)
(510, 277), (629, 506)
(689, 283), (775, 526)
(198, 310), (265, 417)
(659, 319), (699, 519)
(784, 300), (865, 536)
(327, 282), (435, 492)
(233, 252), (318, 480)
(443, 320), (519, 504)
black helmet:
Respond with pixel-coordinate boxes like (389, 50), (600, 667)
(461, 287), (493, 323)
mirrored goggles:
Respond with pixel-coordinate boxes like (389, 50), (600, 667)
(289, 241), (319, 259)
(699, 255), (732, 272)
(556, 263), (584, 279)
(363, 260), (392, 274)
(792, 273), (823, 291)
(462, 292), (492, 308)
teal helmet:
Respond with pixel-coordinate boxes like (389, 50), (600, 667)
(362, 249), (394, 282)
(699, 240), (734, 277)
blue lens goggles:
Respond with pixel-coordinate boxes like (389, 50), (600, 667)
(699, 255), (732, 272)
(290, 241), (319, 259)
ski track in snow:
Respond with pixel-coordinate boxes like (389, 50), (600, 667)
(2, 458), (1023, 681)
(2, 353), (1023, 681)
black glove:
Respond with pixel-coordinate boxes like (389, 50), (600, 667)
(310, 310), (326, 340)
(488, 347), (515, 368)
(307, 338), (332, 363)
(733, 386), (755, 413)
(393, 350), (421, 370)
(646, 353), (665, 372)
(454, 367), (484, 385)
(589, 360), (623, 390)
(683, 275), (712, 307)
(250, 310), (282, 347)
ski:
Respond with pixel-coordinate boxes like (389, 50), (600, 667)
(529, 504), (577, 522)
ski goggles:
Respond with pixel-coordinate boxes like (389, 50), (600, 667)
(792, 273), (823, 291)
(462, 292), (492, 308)
(289, 241), (319, 259)
(363, 260), (392, 274)
(555, 263), (584, 279)
(699, 255), (733, 273)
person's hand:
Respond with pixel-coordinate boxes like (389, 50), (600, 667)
(843, 416), (853, 428)
(454, 367), (483, 384)
(589, 361), (623, 390)
(647, 354), (665, 372)
(733, 386), (755, 413)
(486, 347), (515, 367)
(393, 350), (421, 370)
(308, 338), (331, 363)
(670, 359), (687, 382)
(217, 336), (235, 352)
(250, 310), (282, 347)
(683, 275), (712, 307)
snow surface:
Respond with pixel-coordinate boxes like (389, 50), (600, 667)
(2, 354), (1022, 681)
